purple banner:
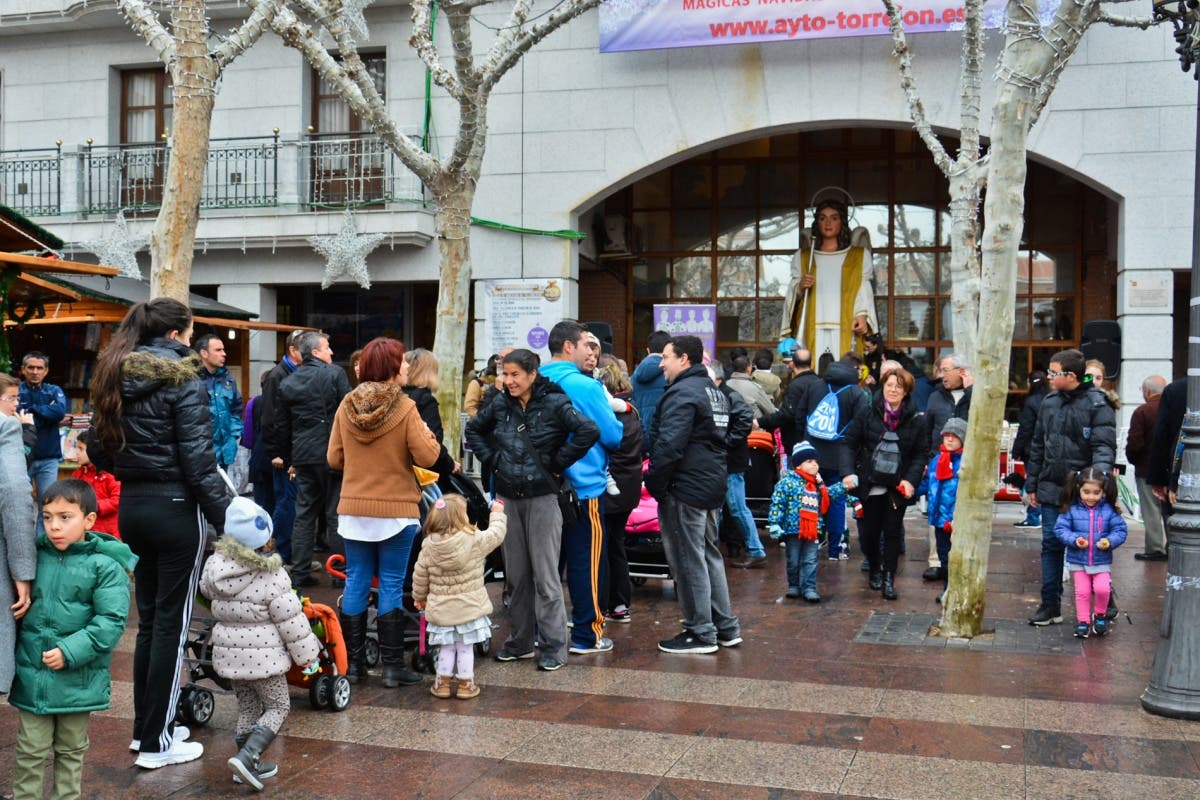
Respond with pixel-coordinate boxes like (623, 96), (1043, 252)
(653, 304), (717, 361)
(599, 0), (1060, 53)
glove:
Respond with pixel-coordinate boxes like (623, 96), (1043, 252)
(302, 660), (321, 676)
(768, 524), (784, 540)
(943, 522), (952, 534)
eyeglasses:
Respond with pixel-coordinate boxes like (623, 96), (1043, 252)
(1046, 370), (1071, 378)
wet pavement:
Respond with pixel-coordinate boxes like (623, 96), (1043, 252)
(3, 504), (1198, 799)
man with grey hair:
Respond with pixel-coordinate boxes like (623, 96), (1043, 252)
(274, 331), (351, 587)
(1126, 374), (1168, 561)
(922, 353), (972, 581)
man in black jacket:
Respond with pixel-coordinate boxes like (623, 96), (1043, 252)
(1011, 370), (1048, 529)
(262, 330), (304, 561)
(757, 347), (821, 453)
(274, 332), (352, 587)
(646, 335), (742, 654)
(1024, 349), (1116, 626)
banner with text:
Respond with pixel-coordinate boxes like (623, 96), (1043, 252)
(481, 279), (567, 365)
(599, 0), (1060, 53)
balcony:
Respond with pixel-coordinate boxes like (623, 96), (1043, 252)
(0, 132), (426, 217)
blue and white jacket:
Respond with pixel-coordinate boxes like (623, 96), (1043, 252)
(917, 448), (962, 531)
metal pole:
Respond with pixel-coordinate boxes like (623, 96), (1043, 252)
(1142, 46), (1200, 719)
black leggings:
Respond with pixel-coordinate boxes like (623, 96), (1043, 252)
(861, 492), (906, 574)
(603, 510), (633, 612)
(119, 488), (206, 754)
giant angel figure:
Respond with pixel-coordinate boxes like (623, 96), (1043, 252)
(779, 197), (876, 362)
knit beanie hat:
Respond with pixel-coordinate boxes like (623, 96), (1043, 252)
(224, 496), (273, 550)
(941, 417), (968, 443)
(791, 440), (819, 469)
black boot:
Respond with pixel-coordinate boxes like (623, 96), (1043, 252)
(232, 732), (277, 786)
(881, 571), (897, 601)
(869, 570), (883, 591)
(340, 611), (369, 685)
(228, 725), (276, 791)
(377, 609), (422, 688)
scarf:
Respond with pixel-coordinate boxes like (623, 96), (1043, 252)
(883, 400), (901, 431)
(935, 444), (958, 480)
(796, 470), (827, 542)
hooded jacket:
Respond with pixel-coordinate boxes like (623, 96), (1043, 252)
(538, 360), (623, 500)
(276, 356), (352, 467)
(199, 536), (321, 681)
(327, 382), (442, 519)
(464, 377), (600, 500)
(70, 463), (121, 538)
(1054, 499), (1128, 568)
(631, 353), (666, 449)
(1024, 384), (1116, 505)
(412, 508), (506, 627)
(917, 447), (962, 530)
(9, 532), (132, 715)
(199, 365), (244, 468)
(100, 338), (228, 529)
(795, 360), (869, 476)
(646, 363), (730, 510)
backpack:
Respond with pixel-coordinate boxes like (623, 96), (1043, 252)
(869, 430), (903, 487)
(806, 384), (853, 442)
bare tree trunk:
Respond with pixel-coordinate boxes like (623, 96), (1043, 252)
(945, 171), (982, 366)
(939, 2), (1037, 637)
(431, 177), (477, 460)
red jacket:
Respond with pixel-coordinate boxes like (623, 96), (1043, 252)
(71, 463), (122, 538)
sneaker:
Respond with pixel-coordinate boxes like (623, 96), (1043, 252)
(537, 655), (566, 671)
(134, 739), (204, 769)
(838, 551), (850, 561)
(1013, 521), (1041, 529)
(717, 631), (743, 647)
(569, 637), (613, 655)
(803, 592), (821, 604)
(1074, 623), (1090, 639)
(1092, 618), (1109, 637)
(130, 724), (191, 752)
(659, 632), (718, 654)
(604, 609), (631, 624)
(495, 645), (535, 662)
(828, 555), (840, 562)
(785, 586), (800, 599)
(1028, 606), (1063, 626)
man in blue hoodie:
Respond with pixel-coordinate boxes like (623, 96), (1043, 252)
(540, 321), (624, 655)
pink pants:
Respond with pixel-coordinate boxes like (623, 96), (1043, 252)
(1072, 571), (1112, 624)
(436, 642), (474, 680)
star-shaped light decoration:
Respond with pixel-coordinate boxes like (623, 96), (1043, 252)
(341, 0), (374, 40)
(83, 210), (147, 279)
(311, 210), (385, 290)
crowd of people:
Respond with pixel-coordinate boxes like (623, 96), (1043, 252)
(0, 296), (1179, 796)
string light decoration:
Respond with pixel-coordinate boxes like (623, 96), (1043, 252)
(310, 209), (384, 289)
(82, 211), (148, 279)
(340, 0), (374, 40)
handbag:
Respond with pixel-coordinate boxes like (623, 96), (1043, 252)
(516, 421), (580, 526)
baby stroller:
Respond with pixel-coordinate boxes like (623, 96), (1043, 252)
(177, 612), (228, 727)
(624, 465), (672, 582)
(745, 430), (783, 525)
(285, 597), (352, 712)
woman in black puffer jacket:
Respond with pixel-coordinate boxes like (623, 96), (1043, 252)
(464, 349), (598, 671)
(90, 298), (228, 769)
(843, 369), (928, 602)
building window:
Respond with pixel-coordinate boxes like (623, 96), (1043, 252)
(308, 54), (387, 207)
(119, 69), (172, 209)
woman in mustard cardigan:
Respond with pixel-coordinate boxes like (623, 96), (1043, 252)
(328, 337), (441, 689)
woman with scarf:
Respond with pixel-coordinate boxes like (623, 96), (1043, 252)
(842, 369), (928, 601)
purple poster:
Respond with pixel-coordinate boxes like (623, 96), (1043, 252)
(653, 304), (716, 361)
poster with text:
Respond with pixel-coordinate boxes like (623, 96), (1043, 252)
(599, 0), (1060, 53)
(654, 303), (717, 360)
(482, 279), (567, 365)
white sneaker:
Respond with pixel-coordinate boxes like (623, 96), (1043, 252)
(134, 739), (204, 769)
(130, 725), (191, 752)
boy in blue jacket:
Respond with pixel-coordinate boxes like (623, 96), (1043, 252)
(917, 418), (966, 604)
(10, 479), (134, 800)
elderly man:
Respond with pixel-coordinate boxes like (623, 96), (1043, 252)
(1127, 375), (1168, 561)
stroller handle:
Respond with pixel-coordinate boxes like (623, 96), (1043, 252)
(324, 554), (348, 580)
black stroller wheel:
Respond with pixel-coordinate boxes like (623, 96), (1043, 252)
(411, 648), (436, 675)
(308, 675), (332, 710)
(364, 634), (380, 667)
(179, 687), (214, 726)
(329, 676), (352, 712)
(474, 637), (491, 657)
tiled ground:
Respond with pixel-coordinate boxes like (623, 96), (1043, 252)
(2, 504), (1197, 799)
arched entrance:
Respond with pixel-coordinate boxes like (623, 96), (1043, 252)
(579, 127), (1119, 414)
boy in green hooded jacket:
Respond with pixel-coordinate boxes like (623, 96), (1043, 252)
(9, 479), (133, 800)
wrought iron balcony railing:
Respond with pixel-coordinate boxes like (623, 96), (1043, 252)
(0, 145), (61, 216)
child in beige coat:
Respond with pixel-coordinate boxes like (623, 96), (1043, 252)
(412, 494), (506, 699)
